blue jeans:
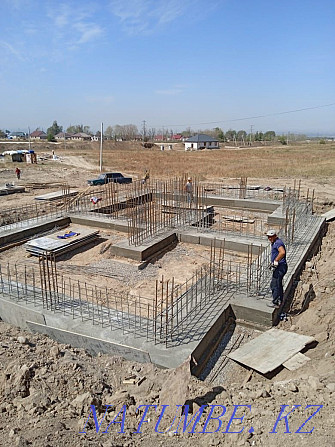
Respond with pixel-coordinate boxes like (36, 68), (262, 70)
(270, 263), (287, 304)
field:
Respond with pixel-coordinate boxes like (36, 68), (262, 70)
(1, 140), (335, 210)
(0, 139), (335, 446)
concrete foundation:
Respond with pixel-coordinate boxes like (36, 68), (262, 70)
(0, 190), (326, 371)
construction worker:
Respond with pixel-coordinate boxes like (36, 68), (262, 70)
(142, 170), (150, 184)
(266, 229), (287, 308)
(185, 177), (193, 205)
(15, 167), (21, 180)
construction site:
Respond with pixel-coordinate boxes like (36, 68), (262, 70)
(0, 175), (325, 373)
(1, 141), (335, 446)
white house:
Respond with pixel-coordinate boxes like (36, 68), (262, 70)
(184, 134), (220, 151)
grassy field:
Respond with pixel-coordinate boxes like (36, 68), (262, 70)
(63, 140), (335, 180)
(1, 140), (335, 181)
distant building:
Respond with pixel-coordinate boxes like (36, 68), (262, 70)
(30, 130), (47, 140)
(55, 132), (72, 140)
(8, 131), (26, 140)
(172, 134), (183, 141)
(184, 134), (220, 151)
(71, 132), (91, 141)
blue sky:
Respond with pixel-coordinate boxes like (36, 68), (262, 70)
(1, 0), (334, 135)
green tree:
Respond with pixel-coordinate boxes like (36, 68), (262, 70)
(213, 127), (224, 141)
(237, 130), (247, 142)
(278, 136), (287, 145)
(47, 120), (63, 138)
(254, 131), (264, 141)
(264, 130), (276, 141)
(225, 129), (237, 141)
(66, 124), (83, 134)
(0, 129), (6, 138)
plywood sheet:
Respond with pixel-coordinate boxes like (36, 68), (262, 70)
(321, 208), (335, 222)
(283, 352), (310, 371)
(228, 328), (314, 374)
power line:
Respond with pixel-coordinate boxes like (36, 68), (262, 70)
(161, 102), (335, 128)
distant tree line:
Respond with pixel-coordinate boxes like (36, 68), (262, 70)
(2, 121), (314, 145)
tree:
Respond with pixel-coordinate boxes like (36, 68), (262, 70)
(66, 124), (83, 134)
(213, 127), (224, 141)
(237, 130), (247, 142)
(254, 131), (264, 141)
(278, 136), (287, 145)
(225, 129), (237, 141)
(104, 126), (114, 140)
(47, 120), (62, 138)
(0, 129), (6, 138)
(147, 128), (156, 141)
(264, 130), (276, 141)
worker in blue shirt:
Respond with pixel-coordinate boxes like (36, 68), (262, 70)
(266, 229), (287, 308)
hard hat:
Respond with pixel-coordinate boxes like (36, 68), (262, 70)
(266, 229), (276, 237)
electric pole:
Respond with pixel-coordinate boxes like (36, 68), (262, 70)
(249, 125), (254, 145)
(99, 122), (103, 172)
(142, 120), (146, 142)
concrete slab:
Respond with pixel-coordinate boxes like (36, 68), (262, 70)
(228, 328), (315, 374)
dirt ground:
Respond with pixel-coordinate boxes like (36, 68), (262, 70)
(1, 143), (335, 446)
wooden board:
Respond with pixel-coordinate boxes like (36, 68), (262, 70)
(228, 328), (314, 374)
(321, 208), (335, 222)
(34, 190), (78, 201)
(283, 352), (311, 371)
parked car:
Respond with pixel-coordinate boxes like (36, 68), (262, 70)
(87, 172), (132, 186)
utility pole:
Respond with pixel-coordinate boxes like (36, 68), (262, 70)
(99, 122), (103, 172)
(249, 125), (253, 145)
(28, 126), (31, 151)
(142, 120), (146, 142)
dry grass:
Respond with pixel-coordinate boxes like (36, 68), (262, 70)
(2, 140), (335, 181)
(71, 140), (335, 180)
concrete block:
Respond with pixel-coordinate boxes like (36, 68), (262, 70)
(176, 232), (200, 244)
(27, 321), (151, 363)
(70, 215), (129, 233)
(0, 296), (46, 329)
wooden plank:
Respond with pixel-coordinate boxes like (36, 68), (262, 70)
(321, 208), (335, 222)
(222, 216), (255, 224)
(283, 352), (310, 371)
(34, 190), (78, 201)
(228, 328), (315, 374)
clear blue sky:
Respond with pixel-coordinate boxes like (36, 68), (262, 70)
(1, 0), (334, 135)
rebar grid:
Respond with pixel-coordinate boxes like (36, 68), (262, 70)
(0, 201), (65, 232)
(127, 177), (209, 246)
(202, 178), (284, 201)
